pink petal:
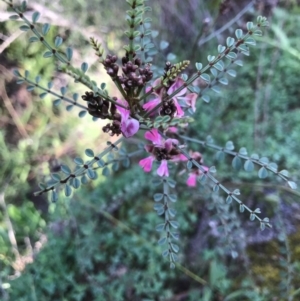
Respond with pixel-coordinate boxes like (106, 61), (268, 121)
(157, 160), (169, 177)
(139, 156), (155, 172)
(121, 118), (140, 138)
(164, 138), (179, 151)
(142, 98), (160, 113)
(167, 126), (178, 133)
(144, 128), (162, 145)
(173, 99), (185, 117)
(182, 93), (198, 112)
(186, 173), (197, 187)
(116, 99), (130, 117)
(168, 78), (187, 96)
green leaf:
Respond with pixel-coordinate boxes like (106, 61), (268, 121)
(64, 184), (72, 197)
(213, 184), (219, 193)
(51, 173), (61, 182)
(9, 15), (19, 20)
(244, 160), (254, 172)
(85, 149), (94, 157)
(29, 36), (39, 43)
(235, 29), (243, 39)
(232, 156), (242, 170)
(209, 166), (216, 173)
(169, 221), (179, 229)
(171, 243), (179, 253)
(247, 21), (254, 30)
(39, 92), (47, 99)
(61, 164), (71, 175)
(32, 11), (40, 23)
(152, 178), (162, 186)
(187, 160), (193, 170)
(166, 178), (176, 188)
(42, 23), (51, 35)
(258, 167), (268, 179)
(26, 85), (35, 91)
(279, 169), (289, 177)
(154, 193), (164, 202)
(217, 45), (226, 53)
(81, 62), (88, 73)
(287, 181), (297, 190)
(78, 110), (87, 118)
(156, 223), (165, 232)
(245, 37), (256, 46)
(195, 62), (202, 70)
(260, 222), (266, 231)
(214, 61), (224, 71)
(71, 178), (80, 189)
(225, 141), (234, 150)
(158, 237), (167, 245)
(43, 51), (53, 58)
(19, 25), (30, 31)
(168, 194), (177, 202)
(216, 151), (225, 161)
(51, 190), (58, 202)
(65, 47), (73, 61)
(226, 69), (237, 77)
(53, 99), (61, 106)
(226, 37), (235, 47)
(74, 157), (84, 165)
(87, 168), (96, 179)
(225, 52), (237, 60)
(200, 73), (210, 83)
(202, 95), (210, 103)
(160, 40), (169, 50)
(226, 196), (232, 204)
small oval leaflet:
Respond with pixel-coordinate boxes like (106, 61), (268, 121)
(42, 23), (51, 36)
(195, 62), (202, 70)
(232, 156), (242, 170)
(158, 237), (167, 245)
(258, 167), (268, 179)
(29, 36), (39, 43)
(244, 160), (254, 172)
(61, 164), (71, 175)
(74, 157), (84, 165)
(154, 193), (164, 202)
(64, 184), (72, 197)
(168, 194), (177, 202)
(32, 11), (40, 23)
(85, 149), (94, 157)
(19, 25), (29, 31)
(235, 29), (243, 39)
(43, 51), (53, 58)
(78, 110), (87, 118)
(81, 62), (89, 73)
(226, 196), (232, 204)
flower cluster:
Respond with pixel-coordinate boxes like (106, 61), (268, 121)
(139, 128), (183, 177)
(143, 77), (198, 117)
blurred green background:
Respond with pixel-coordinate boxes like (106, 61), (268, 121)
(0, 0), (300, 300)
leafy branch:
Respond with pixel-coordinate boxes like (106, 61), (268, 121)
(180, 135), (297, 189)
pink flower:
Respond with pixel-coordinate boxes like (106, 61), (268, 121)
(186, 173), (197, 187)
(157, 160), (169, 177)
(116, 99), (139, 138)
(139, 129), (182, 177)
(139, 156), (155, 173)
(143, 77), (194, 117)
(178, 93), (198, 112)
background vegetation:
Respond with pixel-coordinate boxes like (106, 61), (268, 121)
(0, 0), (300, 300)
